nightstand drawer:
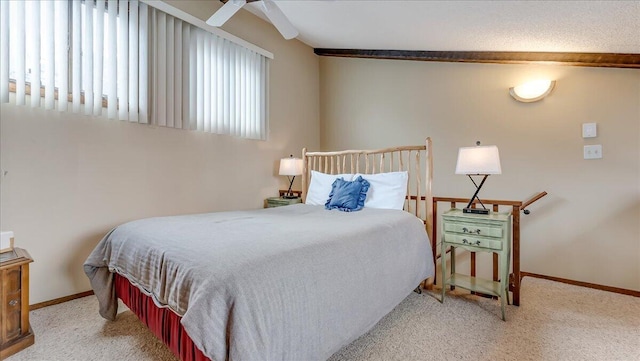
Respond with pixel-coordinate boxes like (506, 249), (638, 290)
(265, 197), (302, 208)
(443, 222), (503, 238)
(267, 200), (290, 207)
(443, 233), (503, 251)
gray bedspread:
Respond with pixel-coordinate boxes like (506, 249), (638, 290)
(84, 204), (434, 361)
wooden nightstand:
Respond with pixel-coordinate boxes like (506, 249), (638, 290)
(0, 248), (35, 358)
(265, 197), (302, 208)
(440, 209), (512, 320)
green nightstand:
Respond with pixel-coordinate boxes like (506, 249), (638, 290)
(441, 208), (512, 320)
(265, 197), (302, 208)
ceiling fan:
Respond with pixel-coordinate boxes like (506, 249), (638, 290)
(206, 0), (299, 40)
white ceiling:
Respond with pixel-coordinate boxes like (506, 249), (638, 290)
(244, 0), (640, 53)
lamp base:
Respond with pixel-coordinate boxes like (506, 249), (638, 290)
(463, 207), (490, 215)
(282, 195), (299, 199)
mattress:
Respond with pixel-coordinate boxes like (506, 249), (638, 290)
(84, 204), (434, 361)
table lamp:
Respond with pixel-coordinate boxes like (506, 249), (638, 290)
(455, 142), (502, 214)
(279, 155), (303, 199)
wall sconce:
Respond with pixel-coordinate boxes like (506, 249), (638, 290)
(509, 79), (556, 103)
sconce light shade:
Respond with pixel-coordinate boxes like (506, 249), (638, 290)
(455, 145), (502, 175)
(279, 156), (303, 176)
(509, 79), (556, 103)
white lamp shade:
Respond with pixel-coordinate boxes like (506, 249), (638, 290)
(509, 80), (555, 103)
(455, 145), (502, 175)
(279, 157), (303, 176)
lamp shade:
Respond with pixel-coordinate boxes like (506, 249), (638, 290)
(509, 79), (555, 103)
(455, 145), (502, 175)
(279, 157), (303, 176)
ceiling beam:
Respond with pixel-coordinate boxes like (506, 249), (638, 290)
(313, 49), (640, 69)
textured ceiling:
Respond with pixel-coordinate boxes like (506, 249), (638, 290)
(244, 0), (640, 53)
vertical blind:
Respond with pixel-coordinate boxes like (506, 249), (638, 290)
(0, 0), (148, 122)
(0, 0), (268, 140)
(149, 7), (268, 140)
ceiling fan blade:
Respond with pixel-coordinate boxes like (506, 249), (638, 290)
(206, 0), (247, 27)
(260, 0), (298, 40)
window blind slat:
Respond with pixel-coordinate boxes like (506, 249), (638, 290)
(10, 1), (27, 105)
(118, 0), (129, 120)
(188, 27), (196, 131)
(156, 10), (167, 127)
(174, 19), (182, 129)
(14, 1), (26, 106)
(0, 0), (9, 102)
(251, 52), (258, 138)
(93, 0), (105, 115)
(166, 15), (175, 128)
(29, 1), (41, 108)
(128, 0), (139, 122)
(216, 38), (224, 134)
(203, 34), (211, 133)
(211, 35), (218, 134)
(55, 1), (68, 111)
(150, 8), (157, 123)
(223, 40), (230, 134)
(83, 0), (93, 115)
(196, 31), (204, 131)
(240, 47), (245, 138)
(261, 58), (268, 140)
(230, 45), (236, 136)
(106, 0), (117, 118)
(238, 47), (244, 138)
(139, 2), (149, 124)
(247, 51), (253, 138)
(42, 1), (54, 109)
(72, 0), (81, 112)
(181, 24), (190, 129)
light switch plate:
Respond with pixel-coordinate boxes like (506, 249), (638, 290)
(582, 123), (597, 138)
(584, 145), (602, 159)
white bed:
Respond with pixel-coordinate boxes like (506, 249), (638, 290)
(84, 138), (435, 361)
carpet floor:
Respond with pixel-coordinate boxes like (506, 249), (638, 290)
(6, 277), (640, 361)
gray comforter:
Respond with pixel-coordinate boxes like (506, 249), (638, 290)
(84, 204), (434, 361)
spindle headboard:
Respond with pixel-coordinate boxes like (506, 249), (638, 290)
(301, 137), (433, 240)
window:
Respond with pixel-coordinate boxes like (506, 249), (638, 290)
(149, 8), (268, 139)
(0, 0), (148, 121)
(0, 0), (269, 140)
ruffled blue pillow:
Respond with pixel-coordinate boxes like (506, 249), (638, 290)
(325, 176), (370, 212)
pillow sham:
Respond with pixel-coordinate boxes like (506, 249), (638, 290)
(325, 176), (370, 212)
(305, 171), (355, 206)
(355, 171), (408, 210)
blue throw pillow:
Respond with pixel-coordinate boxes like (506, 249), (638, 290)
(325, 176), (370, 212)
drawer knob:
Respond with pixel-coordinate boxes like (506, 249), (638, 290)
(462, 238), (481, 246)
(462, 227), (481, 235)
(9, 299), (18, 306)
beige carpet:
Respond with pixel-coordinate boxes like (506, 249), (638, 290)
(6, 277), (640, 361)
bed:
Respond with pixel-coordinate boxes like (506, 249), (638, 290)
(84, 138), (435, 361)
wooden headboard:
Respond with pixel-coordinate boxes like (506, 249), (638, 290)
(301, 138), (433, 241)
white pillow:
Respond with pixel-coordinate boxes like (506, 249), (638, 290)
(305, 171), (354, 206)
(355, 171), (408, 210)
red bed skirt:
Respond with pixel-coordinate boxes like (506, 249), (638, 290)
(114, 273), (211, 361)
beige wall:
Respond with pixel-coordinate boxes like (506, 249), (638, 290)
(0, 1), (319, 303)
(2, 0), (637, 303)
(320, 57), (640, 291)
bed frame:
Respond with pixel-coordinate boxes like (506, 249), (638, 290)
(302, 137), (434, 246)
